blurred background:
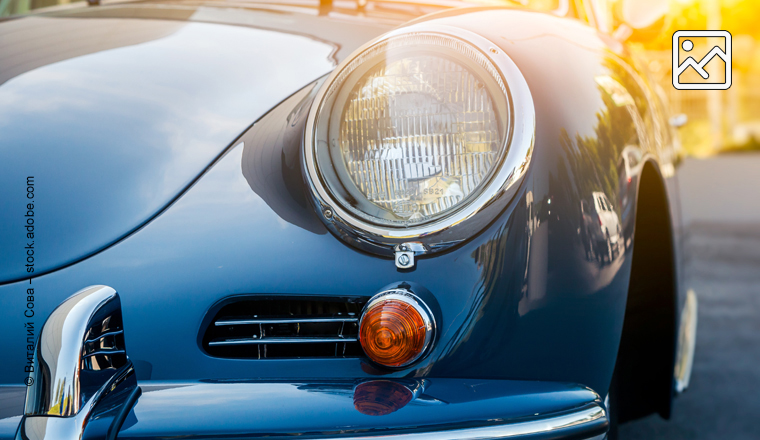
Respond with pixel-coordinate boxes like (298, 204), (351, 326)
(628, 0), (760, 157)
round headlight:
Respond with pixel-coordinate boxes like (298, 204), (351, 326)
(313, 33), (509, 227)
(304, 24), (535, 255)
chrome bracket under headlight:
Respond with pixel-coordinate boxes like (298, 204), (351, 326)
(393, 242), (426, 269)
(302, 22), (536, 262)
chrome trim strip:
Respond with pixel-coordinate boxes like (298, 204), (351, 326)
(302, 22), (535, 256)
(215, 317), (358, 326)
(82, 349), (126, 358)
(358, 288), (436, 368)
(84, 330), (123, 344)
(209, 337), (357, 346)
(321, 404), (606, 440)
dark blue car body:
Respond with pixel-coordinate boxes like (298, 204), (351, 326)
(0, 1), (689, 438)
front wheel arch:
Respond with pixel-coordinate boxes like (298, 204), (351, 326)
(613, 161), (678, 423)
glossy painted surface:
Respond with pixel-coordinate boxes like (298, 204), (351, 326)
(0, 3), (683, 437)
(0, 15), (338, 284)
(115, 379), (603, 439)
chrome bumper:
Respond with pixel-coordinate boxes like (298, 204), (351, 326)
(317, 404), (607, 439)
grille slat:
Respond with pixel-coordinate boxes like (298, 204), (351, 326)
(202, 298), (366, 359)
(208, 337), (358, 346)
(215, 317), (358, 326)
(82, 349), (126, 358)
(84, 330), (123, 344)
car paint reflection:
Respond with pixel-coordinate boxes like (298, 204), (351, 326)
(580, 192), (623, 264)
(352, 380), (416, 416)
(0, 20), (337, 284)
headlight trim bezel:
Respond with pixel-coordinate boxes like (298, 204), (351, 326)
(303, 22), (536, 257)
(317, 33), (512, 228)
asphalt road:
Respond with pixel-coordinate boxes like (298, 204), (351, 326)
(620, 154), (760, 439)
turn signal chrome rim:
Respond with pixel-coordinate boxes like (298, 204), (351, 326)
(358, 289), (434, 368)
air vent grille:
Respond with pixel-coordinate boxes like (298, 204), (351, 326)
(82, 310), (127, 371)
(202, 298), (367, 359)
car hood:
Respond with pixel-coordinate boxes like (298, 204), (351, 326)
(0, 10), (391, 284)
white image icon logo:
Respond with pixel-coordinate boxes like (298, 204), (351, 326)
(672, 30), (732, 90)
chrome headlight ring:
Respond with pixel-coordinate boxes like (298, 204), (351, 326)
(303, 22), (536, 259)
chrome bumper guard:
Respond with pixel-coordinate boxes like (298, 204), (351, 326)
(17, 286), (140, 440)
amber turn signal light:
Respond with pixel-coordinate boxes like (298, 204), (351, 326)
(359, 290), (434, 368)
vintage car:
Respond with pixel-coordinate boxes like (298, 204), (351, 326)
(0, 0), (697, 439)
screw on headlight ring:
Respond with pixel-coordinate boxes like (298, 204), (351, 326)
(395, 252), (413, 269)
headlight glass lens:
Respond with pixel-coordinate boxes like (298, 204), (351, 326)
(313, 33), (511, 227)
